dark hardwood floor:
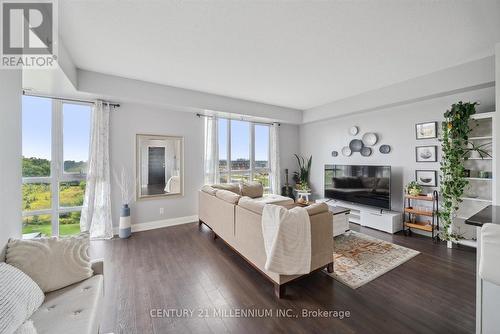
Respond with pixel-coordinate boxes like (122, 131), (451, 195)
(91, 222), (476, 334)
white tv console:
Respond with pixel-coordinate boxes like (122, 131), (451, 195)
(319, 199), (403, 234)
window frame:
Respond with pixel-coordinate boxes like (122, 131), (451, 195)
(218, 118), (271, 191)
(22, 99), (92, 236)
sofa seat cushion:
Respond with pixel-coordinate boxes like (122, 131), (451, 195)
(238, 195), (295, 215)
(250, 194), (294, 206)
(215, 189), (241, 204)
(31, 275), (103, 334)
(238, 196), (267, 215)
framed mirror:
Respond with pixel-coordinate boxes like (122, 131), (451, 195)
(136, 134), (184, 199)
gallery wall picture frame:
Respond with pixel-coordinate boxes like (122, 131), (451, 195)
(415, 121), (438, 139)
(416, 170), (438, 187)
(415, 145), (437, 162)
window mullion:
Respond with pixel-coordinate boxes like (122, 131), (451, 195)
(250, 123), (255, 181)
(51, 100), (63, 236)
(227, 119), (231, 182)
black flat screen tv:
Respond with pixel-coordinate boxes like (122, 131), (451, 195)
(324, 165), (391, 210)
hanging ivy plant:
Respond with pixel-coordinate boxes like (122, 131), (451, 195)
(439, 101), (490, 241)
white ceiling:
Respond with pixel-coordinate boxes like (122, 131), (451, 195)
(60, 1), (500, 110)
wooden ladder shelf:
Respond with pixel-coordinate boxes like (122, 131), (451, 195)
(403, 190), (439, 241)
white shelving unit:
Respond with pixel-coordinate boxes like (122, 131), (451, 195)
(453, 111), (495, 248)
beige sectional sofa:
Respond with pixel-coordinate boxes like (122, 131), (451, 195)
(199, 183), (334, 298)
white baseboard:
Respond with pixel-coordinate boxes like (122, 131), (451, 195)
(113, 214), (198, 235)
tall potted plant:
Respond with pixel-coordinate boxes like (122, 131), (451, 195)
(439, 101), (490, 245)
(293, 154), (312, 191)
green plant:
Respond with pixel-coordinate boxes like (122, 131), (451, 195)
(293, 154), (312, 190)
(439, 101), (491, 242)
(405, 181), (422, 196)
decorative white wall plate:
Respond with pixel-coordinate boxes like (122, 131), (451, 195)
(342, 146), (352, 157)
(362, 132), (378, 146)
(349, 126), (359, 136)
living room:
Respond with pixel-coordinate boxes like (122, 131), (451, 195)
(1, 1), (500, 334)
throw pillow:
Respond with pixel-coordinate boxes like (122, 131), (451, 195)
(241, 181), (264, 198)
(14, 320), (37, 334)
(212, 183), (241, 195)
(6, 233), (93, 293)
(0, 262), (44, 334)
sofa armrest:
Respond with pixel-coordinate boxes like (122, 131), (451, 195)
(91, 259), (104, 276)
(309, 211), (334, 271)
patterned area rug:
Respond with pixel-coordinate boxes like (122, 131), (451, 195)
(325, 231), (420, 289)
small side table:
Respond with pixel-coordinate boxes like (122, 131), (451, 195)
(315, 200), (350, 237)
(330, 206), (350, 237)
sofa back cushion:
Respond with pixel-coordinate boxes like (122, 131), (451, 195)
(6, 233), (93, 293)
(212, 183), (241, 195)
(0, 262), (44, 334)
(215, 189), (241, 204)
(201, 185), (217, 196)
(241, 181), (264, 198)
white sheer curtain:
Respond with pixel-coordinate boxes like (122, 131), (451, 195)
(80, 101), (113, 239)
(204, 115), (219, 185)
(269, 123), (281, 194)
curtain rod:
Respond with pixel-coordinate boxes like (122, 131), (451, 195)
(23, 90), (121, 108)
(196, 113), (280, 126)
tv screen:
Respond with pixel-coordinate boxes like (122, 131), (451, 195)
(324, 165), (391, 210)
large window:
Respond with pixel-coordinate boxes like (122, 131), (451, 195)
(22, 96), (91, 237)
(218, 118), (270, 192)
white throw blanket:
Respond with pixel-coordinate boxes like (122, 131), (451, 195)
(479, 223), (500, 286)
(261, 204), (311, 275)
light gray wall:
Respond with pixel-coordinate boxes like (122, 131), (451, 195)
(495, 43), (500, 205)
(0, 70), (22, 254)
(110, 103), (300, 227)
(110, 103), (204, 227)
(300, 86), (495, 212)
(279, 123), (300, 186)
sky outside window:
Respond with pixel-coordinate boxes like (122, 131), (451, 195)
(254, 125), (269, 166)
(22, 96), (91, 163)
(22, 96), (52, 160)
(218, 118), (228, 169)
(230, 120), (250, 170)
(63, 103), (91, 172)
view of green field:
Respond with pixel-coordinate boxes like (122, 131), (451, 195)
(22, 157), (86, 236)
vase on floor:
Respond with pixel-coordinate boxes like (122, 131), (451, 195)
(119, 204), (131, 238)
